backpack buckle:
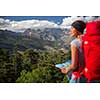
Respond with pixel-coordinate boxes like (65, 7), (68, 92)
(84, 41), (88, 45)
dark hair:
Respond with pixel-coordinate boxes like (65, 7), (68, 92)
(71, 20), (86, 33)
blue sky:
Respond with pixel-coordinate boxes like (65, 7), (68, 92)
(0, 16), (69, 24)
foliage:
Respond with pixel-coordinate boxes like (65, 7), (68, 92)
(0, 48), (70, 83)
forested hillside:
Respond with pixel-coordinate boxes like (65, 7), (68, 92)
(0, 48), (71, 83)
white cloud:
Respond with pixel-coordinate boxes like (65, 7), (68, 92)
(0, 18), (59, 32)
(0, 16), (100, 32)
(60, 16), (85, 29)
(0, 18), (10, 27)
(60, 16), (100, 29)
(85, 16), (96, 22)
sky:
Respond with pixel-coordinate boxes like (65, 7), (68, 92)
(0, 16), (68, 24)
(0, 16), (100, 32)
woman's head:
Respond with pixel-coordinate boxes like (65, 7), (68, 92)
(70, 20), (86, 37)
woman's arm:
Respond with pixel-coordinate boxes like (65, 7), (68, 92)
(61, 45), (78, 74)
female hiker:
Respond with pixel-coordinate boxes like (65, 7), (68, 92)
(60, 20), (86, 83)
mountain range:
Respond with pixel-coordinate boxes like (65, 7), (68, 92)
(0, 28), (73, 52)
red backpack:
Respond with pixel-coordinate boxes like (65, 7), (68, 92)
(83, 20), (100, 82)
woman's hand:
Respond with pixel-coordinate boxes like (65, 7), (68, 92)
(60, 68), (69, 74)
